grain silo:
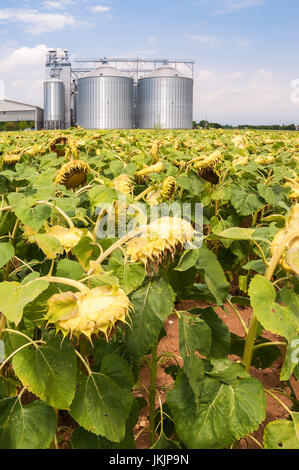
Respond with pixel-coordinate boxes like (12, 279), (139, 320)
(43, 78), (65, 130)
(137, 66), (193, 129)
(77, 65), (134, 129)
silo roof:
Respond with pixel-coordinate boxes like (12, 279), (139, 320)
(83, 65), (131, 78)
(142, 66), (185, 79)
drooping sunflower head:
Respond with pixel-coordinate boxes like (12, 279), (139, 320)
(271, 204), (299, 275)
(160, 176), (177, 201)
(255, 155), (275, 166)
(46, 285), (130, 340)
(2, 154), (21, 165)
(126, 216), (195, 266)
(134, 162), (164, 181)
(193, 150), (222, 185)
(112, 174), (134, 196)
(55, 160), (91, 189)
(49, 135), (68, 156)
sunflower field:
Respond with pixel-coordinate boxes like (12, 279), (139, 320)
(0, 128), (298, 450)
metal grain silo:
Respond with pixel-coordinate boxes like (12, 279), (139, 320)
(44, 78), (65, 130)
(137, 66), (193, 129)
(73, 92), (78, 126)
(77, 65), (134, 129)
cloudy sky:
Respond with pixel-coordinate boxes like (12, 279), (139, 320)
(0, 0), (298, 125)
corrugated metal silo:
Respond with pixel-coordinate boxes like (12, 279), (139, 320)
(73, 92), (78, 126)
(77, 65), (134, 129)
(44, 78), (65, 130)
(137, 66), (193, 129)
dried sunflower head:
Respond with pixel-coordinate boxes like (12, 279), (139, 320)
(193, 150), (222, 185)
(49, 135), (68, 156)
(160, 176), (177, 201)
(255, 155), (275, 165)
(193, 150), (223, 171)
(112, 174), (134, 196)
(46, 225), (85, 253)
(3, 154), (21, 165)
(271, 204), (299, 274)
(126, 216), (195, 266)
(55, 160), (90, 189)
(134, 162), (164, 181)
(46, 285), (130, 339)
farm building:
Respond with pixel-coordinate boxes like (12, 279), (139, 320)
(0, 99), (44, 130)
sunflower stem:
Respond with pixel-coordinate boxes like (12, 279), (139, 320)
(149, 340), (158, 447)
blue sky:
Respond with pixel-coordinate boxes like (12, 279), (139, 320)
(0, 0), (299, 124)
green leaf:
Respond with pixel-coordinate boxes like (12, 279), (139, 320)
(15, 204), (52, 231)
(74, 236), (101, 271)
(175, 249), (200, 272)
(0, 279), (49, 325)
(167, 362), (266, 449)
(196, 245), (229, 305)
(31, 233), (63, 259)
(109, 257), (146, 294)
(249, 275), (299, 340)
(264, 415), (299, 449)
(72, 397), (144, 449)
(230, 186), (264, 216)
(243, 260), (267, 274)
(12, 333), (76, 409)
(100, 354), (134, 390)
(56, 259), (85, 289)
(189, 308), (231, 358)
(0, 398), (56, 449)
(151, 434), (181, 449)
(0, 243), (15, 269)
(179, 313), (211, 403)
(125, 278), (175, 358)
(179, 313), (211, 359)
(70, 372), (133, 443)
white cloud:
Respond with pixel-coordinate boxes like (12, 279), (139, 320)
(0, 44), (48, 106)
(198, 70), (215, 79)
(185, 34), (224, 47)
(43, 0), (74, 8)
(91, 5), (112, 13)
(148, 36), (157, 45)
(213, 0), (265, 14)
(195, 0), (265, 15)
(185, 33), (250, 50)
(0, 8), (84, 34)
(193, 67), (296, 125)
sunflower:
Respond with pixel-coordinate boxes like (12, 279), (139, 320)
(2, 154), (21, 165)
(126, 216), (195, 265)
(49, 135), (68, 156)
(112, 174), (134, 196)
(134, 162), (164, 181)
(55, 160), (90, 189)
(46, 285), (130, 339)
(160, 176), (177, 201)
(193, 150), (222, 185)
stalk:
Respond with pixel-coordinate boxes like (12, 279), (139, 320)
(149, 340), (158, 447)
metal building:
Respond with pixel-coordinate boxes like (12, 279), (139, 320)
(77, 65), (134, 129)
(137, 66), (193, 129)
(45, 50), (72, 129)
(43, 79), (65, 130)
(0, 99), (43, 130)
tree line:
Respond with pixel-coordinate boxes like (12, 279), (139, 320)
(193, 120), (297, 131)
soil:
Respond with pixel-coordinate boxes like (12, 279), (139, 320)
(18, 300), (299, 450)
